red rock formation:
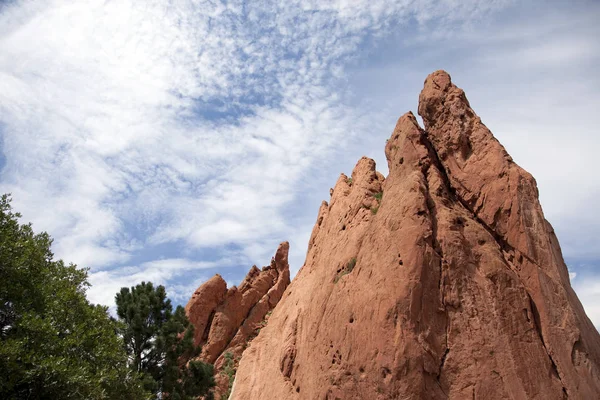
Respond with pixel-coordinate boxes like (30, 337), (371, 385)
(185, 241), (290, 399)
(230, 71), (600, 399)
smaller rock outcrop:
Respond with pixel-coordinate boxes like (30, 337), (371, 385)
(185, 241), (290, 399)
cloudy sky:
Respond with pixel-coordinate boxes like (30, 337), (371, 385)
(0, 0), (598, 325)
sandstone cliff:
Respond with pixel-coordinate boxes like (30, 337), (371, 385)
(230, 71), (600, 399)
(185, 241), (290, 399)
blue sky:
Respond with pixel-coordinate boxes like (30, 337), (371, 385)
(0, 0), (599, 325)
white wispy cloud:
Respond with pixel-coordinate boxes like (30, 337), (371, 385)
(86, 256), (232, 308)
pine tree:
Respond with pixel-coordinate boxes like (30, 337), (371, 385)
(116, 282), (215, 399)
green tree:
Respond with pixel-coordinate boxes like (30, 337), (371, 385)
(0, 194), (148, 399)
(116, 282), (215, 399)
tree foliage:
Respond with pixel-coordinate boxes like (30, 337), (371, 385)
(0, 194), (147, 399)
(116, 282), (171, 378)
(116, 282), (215, 399)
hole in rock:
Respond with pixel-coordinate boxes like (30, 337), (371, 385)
(454, 216), (465, 226)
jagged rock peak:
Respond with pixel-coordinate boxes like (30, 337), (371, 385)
(230, 72), (600, 399)
(185, 241), (290, 399)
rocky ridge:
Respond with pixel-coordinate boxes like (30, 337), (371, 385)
(229, 71), (600, 399)
(185, 241), (290, 399)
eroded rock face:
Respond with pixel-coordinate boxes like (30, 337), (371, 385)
(231, 71), (600, 399)
(185, 241), (290, 399)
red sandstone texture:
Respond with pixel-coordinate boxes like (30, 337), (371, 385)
(185, 241), (290, 399)
(230, 71), (600, 399)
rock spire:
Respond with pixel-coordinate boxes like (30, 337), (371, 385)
(229, 71), (600, 399)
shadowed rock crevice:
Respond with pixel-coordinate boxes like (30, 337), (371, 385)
(528, 292), (568, 395)
(420, 128), (524, 276)
(436, 348), (450, 397)
(202, 310), (216, 343)
(416, 133), (450, 395)
(228, 71), (600, 400)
